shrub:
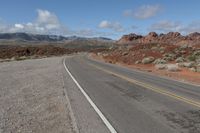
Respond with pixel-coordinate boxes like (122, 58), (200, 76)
(187, 55), (196, 61)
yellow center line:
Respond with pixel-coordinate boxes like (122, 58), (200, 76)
(89, 63), (200, 108)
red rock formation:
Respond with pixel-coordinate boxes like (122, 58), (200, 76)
(117, 33), (143, 44)
(118, 32), (200, 46)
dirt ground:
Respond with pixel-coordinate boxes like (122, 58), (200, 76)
(91, 54), (200, 85)
(0, 57), (76, 133)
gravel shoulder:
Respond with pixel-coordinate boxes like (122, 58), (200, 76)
(0, 57), (76, 133)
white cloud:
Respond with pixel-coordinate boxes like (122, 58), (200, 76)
(98, 20), (124, 32)
(149, 20), (200, 34)
(149, 20), (182, 32)
(124, 4), (162, 19)
(0, 10), (111, 37)
(15, 24), (24, 29)
(0, 9), (65, 35)
(73, 28), (113, 37)
(99, 20), (110, 28)
(180, 21), (200, 34)
(36, 9), (60, 30)
(26, 22), (33, 26)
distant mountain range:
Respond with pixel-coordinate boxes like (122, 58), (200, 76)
(0, 32), (113, 42)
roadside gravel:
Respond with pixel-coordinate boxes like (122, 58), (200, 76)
(0, 57), (76, 133)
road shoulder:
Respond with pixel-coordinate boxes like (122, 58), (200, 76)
(62, 56), (110, 133)
(0, 57), (75, 133)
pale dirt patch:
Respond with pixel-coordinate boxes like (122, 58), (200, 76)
(0, 57), (76, 133)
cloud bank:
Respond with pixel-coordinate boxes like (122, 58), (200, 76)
(0, 9), (65, 34)
(98, 20), (124, 32)
(0, 9), (111, 37)
(149, 20), (200, 34)
(124, 4), (162, 19)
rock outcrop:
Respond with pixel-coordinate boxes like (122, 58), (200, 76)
(117, 33), (143, 44)
(118, 32), (200, 46)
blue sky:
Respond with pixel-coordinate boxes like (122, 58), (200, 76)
(0, 0), (200, 39)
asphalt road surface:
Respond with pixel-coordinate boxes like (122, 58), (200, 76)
(63, 54), (200, 133)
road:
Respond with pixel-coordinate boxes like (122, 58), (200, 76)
(63, 54), (200, 133)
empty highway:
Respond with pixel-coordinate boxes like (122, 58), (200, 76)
(63, 54), (200, 133)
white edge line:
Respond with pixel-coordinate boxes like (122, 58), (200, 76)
(63, 58), (117, 133)
(61, 61), (80, 133)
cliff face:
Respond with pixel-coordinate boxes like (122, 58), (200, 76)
(117, 32), (200, 46)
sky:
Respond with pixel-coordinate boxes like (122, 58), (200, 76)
(0, 0), (200, 39)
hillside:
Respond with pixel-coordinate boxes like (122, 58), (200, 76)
(117, 32), (200, 46)
(96, 32), (200, 74)
(0, 32), (113, 42)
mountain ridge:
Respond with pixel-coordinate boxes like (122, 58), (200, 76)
(118, 32), (200, 46)
(0, 32), (113, 42)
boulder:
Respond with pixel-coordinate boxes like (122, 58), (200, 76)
(197, 67), (200, 72)
(196, 58), (200, 63)
(175, 57), (185, 63)
(135, 60), (141, 64)
(189, 67), (196, 72)
(166, 64), (180, 72)
(193, 51), (200, 56)
(160, 50), (165, 54)
(142, 57), (155, 64)
(151, 47), (159, 50)
(183, 62), (195, 68)
(177, 63), (184, 67)
(122, 52), (128, 56)
(180, 44), (188, 49)
(155, 64), (166, 70)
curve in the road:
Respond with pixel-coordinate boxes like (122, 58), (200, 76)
(63, 58), (117, 133)
(89, 63), (200, 108)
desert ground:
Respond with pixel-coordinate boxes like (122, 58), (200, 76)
(0, 57), (77, 133)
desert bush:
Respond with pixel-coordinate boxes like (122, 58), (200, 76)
(187, 55), (196, 61)
(153, 58), (167, 64)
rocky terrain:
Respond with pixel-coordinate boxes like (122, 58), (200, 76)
(0, 32), (114, 62)
(117, 32), (200, 46)
(0, 45), (73, 60)
(94, 32), (200, 84)
(0, 45), (108, 62)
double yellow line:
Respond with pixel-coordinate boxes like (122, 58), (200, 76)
(89, 63), (200, 108)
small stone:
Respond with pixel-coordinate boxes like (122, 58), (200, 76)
(135, 60), (141, 64)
